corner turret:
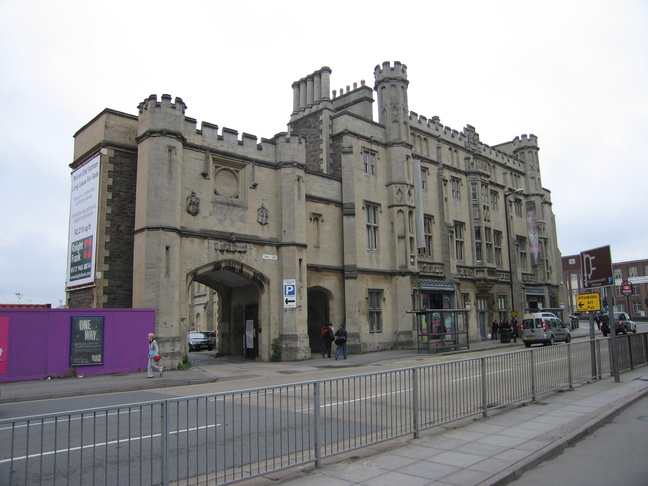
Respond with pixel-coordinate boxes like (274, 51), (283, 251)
(374, 61), (410, 143)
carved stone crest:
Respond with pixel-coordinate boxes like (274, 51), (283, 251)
(257, 204), (269, 225)
(186, 191), (200, 216)
(464, 125), (480, 151)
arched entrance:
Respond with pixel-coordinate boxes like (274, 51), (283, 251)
(189, 260), (268, 358)
(307, 288), (331, 352)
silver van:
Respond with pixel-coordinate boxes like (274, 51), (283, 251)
(520, 312), (571, 347)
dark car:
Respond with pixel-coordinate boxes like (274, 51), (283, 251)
(600, 312), (635, 336)
(202, 331), (217, 349)
(188, 331), (215, 351)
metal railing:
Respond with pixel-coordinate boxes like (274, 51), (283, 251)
(2, 334), (646, 485)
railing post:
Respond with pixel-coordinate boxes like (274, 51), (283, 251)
(412, 368), (419, 439)
(161, 401), (169, 486)
(628, 336), (634, 370)
(481, 358), (487, 417)
(314, 381), (322, 468)
(596, 339), (603, 380)
(530, 349), (536, 401)
(567, 343), (573, 388)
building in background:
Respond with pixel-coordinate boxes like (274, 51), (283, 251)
(563, 255), (648, 318)
(66, 61), (565, 363)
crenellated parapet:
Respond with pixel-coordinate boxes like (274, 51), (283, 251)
(137, 94), (304, 162)
(374, 61), (408, 85)
(407, 112), (527, 172)
(512, 134), (539, 149)
(137, 94), (188, 137)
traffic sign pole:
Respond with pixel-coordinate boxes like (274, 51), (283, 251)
(606, 287), (620, 383)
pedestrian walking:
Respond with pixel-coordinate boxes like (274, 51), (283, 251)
(334, 323), (348, 360)
(147, 332), (164, 378)
(320, 322), (334, 358)
(511, 317), (519, 343)
(491, 320), (499, 340)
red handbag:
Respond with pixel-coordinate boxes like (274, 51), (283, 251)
(154, 355), (162, 362)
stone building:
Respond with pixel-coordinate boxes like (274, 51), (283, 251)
(67, 61), (565, 363)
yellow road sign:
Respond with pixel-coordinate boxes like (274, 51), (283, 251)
(576, 293), (601, 312)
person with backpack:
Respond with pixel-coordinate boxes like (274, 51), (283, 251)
(334, 323), (348, 360)
(320, 323), (334, 358)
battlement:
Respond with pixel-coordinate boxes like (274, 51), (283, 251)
(137, 94), (304, 161)
(512, 134), (539, 149)
(374, 61), (408, 84)
(137, 94), (187, 115)
(407, 111), (526, 170)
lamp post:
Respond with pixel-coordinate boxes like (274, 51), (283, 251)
(504, 189), (523, 317)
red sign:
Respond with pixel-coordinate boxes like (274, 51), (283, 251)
(0, 317), (8, 374)
(622, 283), (633, 296)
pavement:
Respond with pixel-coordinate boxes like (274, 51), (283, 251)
(0, 331), (541, 404)
(2, 325), (647, 486)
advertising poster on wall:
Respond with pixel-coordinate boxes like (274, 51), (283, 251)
(526, 200), (541, 266)
(66, 154), (100, 287)
(70, 316), (104, 366)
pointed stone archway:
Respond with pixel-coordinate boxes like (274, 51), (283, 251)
(189, 260), (269, 359)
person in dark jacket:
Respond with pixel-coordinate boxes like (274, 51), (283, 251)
(321, 323), (334, 358)
(491, 320), (499, 339)
(334, 323), (348, 360)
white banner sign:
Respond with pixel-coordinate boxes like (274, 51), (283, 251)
(66, 154), (100, 288)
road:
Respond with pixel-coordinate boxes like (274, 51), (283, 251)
(510, 394), (648, 485)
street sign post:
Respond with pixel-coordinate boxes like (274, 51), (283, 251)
(580, 245), (619, 382)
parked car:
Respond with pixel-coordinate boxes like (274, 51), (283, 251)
(188, 331), (215, 351)
(202, 330), (217, 349)
(520, 312), (571, 347)
(600, 312), (635, 336)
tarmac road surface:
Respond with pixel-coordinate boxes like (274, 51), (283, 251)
(509, 394), (648, 485)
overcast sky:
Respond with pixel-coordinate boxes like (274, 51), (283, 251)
(1, 0), (646, 306)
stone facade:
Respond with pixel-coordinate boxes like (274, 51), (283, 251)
(67, 61), (566, 363)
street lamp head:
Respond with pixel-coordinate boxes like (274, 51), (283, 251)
(505, 188), (524, 198)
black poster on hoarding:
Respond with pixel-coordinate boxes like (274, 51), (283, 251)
(70, 316), (104, 366)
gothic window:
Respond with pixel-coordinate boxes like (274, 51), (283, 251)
(368, 289), (383, 333)
(514, 199), (523, 217)
(490, 190), (499, 211)
(517, 236), (528, 271)
(423, 215), (433, 257)
(455, 222), (465, 261)
(363, 150), (377, 176)
(310, 213), (323, 248)
(494, 230), (503, 267)
(452, 178), (462, 200)
(366, 203), (379, 250)
(485, 227), (493, 264)
(474, 226), (482, 263)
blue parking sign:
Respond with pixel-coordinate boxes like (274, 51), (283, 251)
(283, 279), (297, 308)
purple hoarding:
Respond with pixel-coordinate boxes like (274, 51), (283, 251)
(0, 308), (155, 383)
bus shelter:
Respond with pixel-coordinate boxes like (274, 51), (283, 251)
(408, 308), (470, 353)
